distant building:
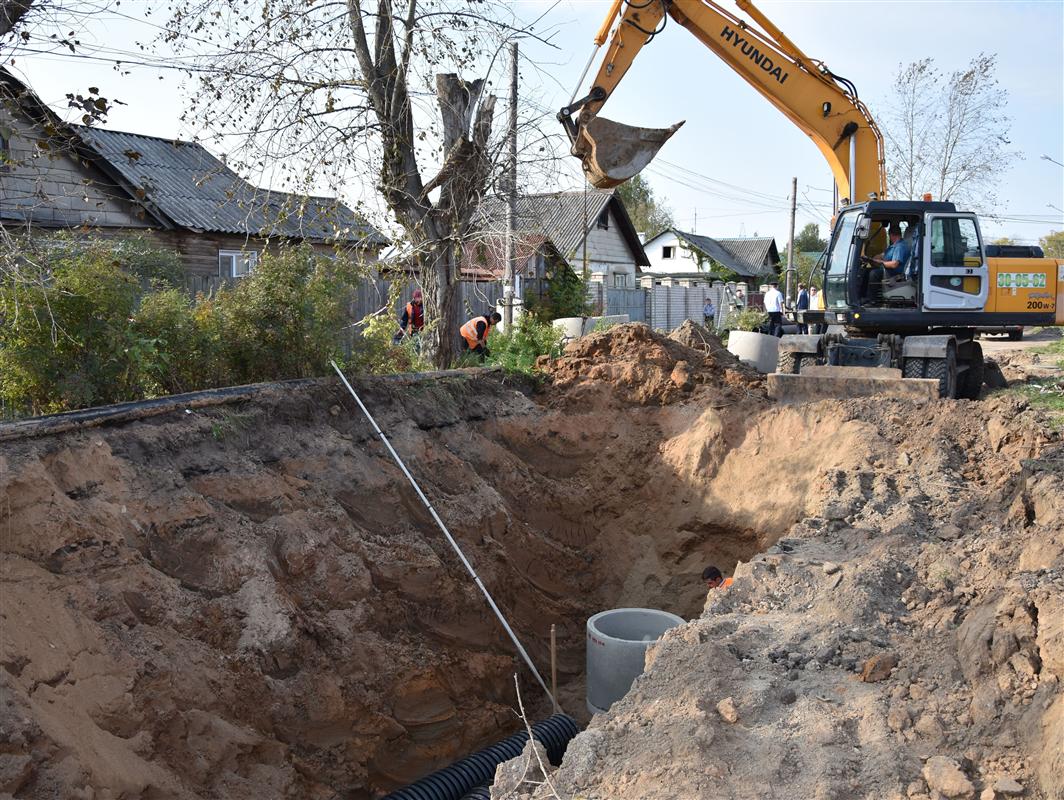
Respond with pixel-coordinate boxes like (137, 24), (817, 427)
(470, 189), (649, 287)
(0, 68), (386, 287)
(642, 229), (779, 282)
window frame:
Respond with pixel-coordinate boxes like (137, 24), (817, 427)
(595, 208), (609, 230)
(218, 249), (259, 278)
(613, 272), (628, 288)
(0, 131), (11, 172)
(662, 245), (675, 260)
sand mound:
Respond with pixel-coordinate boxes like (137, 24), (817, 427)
(541, 322), (763, 407)
(2, 326), (1062, 800)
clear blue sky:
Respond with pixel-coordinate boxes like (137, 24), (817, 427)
(9, 0), (1063, 247)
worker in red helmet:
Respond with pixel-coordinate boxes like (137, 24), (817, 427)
(398, 289), (425, 338)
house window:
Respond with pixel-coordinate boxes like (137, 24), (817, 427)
(613, 273), (627, 288)
(219, 249), (258, 277)
(0, 132), (10, 172)
(662, 245), (675, 259)
(596, 208), (609, 230)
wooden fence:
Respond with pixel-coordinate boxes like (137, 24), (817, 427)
(181, 272), (760, 334)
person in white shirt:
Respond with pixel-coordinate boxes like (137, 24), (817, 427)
(763, 281), (784, 337)
(808, 285), (825, 333)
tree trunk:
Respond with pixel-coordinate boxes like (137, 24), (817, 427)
(419, 237), (464, 367)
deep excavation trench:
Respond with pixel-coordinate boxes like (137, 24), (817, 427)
(3, 324), (1059, 800)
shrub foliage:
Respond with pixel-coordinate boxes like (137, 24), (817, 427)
(486, 313), (566, 376)
(0, 237), (372, 415)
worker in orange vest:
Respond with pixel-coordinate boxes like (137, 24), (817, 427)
(397, 289), (425, 339)
(459, 311), (501, 358)
(702, 565), (733, 590)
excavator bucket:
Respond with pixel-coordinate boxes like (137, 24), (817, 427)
(572, 114), (684, 189)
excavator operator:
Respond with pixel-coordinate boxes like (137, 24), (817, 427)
(861, 223), (910, 303)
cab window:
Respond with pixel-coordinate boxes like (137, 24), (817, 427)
(823, 211), (859, 308)
(929, 217), (982, 268)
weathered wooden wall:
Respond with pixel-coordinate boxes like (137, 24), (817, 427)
(0, 108), (155, 229)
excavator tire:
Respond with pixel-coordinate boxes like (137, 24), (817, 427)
(957, 344), (984, 401)
(904, 351), (958, 399)
(777, 352), (800, 374)
(777, 352), (818, 374)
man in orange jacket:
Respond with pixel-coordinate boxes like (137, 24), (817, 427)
(702, 565), (733, 590)
(459, 311), (501, 359)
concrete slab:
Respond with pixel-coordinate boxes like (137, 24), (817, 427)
(768, 371), (940, 404)
(799, 365), (903, 379)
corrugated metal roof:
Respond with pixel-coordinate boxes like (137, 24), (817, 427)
(73, 126), (387, 245)
(475, 190), (649, 266)
(717, 237), (779, 273)
(671, 231), (777, 277)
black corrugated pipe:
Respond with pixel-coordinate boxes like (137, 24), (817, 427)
(382, 714), (579, 800)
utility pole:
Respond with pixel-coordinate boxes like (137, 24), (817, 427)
(503, 41), (518, 332)
(693, 208), (697, 233)
(785, 176), (797, 308)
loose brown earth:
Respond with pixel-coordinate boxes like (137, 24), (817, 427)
(0, 323), (1060, 800)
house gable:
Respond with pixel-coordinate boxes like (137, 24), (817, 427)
(0, 79), (163, 230)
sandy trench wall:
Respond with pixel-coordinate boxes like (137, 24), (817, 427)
(0, 352), (881, 800)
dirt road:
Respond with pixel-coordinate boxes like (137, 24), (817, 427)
(979, 326), (1062, 357)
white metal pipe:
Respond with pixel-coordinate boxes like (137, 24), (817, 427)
(329, 362), (557, 707)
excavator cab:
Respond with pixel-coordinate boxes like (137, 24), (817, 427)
(821, 202), (988, 319)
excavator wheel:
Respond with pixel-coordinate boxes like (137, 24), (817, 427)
(903, 344), (958, 399)
(956, 343), (985, 401)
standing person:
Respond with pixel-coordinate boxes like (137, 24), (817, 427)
(795, 283), (810, 334)
(763, 281), (784, 338)
(459, 311), (502, 359)
(398, 289), (425, 338)
(809, 285), (824, 333)
(735, 287), (746, 308)
(703, 296), (716, 328)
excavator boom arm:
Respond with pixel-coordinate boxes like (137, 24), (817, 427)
(563, 0), (886, 204)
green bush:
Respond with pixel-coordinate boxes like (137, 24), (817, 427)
(486, 314), (565, 376)
(523, 262), (589, 323)
(0, 238), (372, 415)
(723, 307), (769, 333)
(198, 246), (363, 385)
(0, 237), (163, 413)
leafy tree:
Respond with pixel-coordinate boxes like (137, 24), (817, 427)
(1040, 230), (1064, 258)
(794, 223), (827, 253)
(615, 174), (673, 238)
(880, 54), (1020, 210)
(992, 236), (1015, 245)
(162, 1), (552, 368)
(779, 223), (827, 286)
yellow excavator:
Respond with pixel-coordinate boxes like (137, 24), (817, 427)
(559, 0), (1064, 401)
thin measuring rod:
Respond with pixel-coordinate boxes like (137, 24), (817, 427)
(569, 44), (600, 105)
(330, 362), (556, 707)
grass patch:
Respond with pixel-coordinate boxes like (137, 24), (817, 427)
(1032, 337), (1064, 368)
(996, 334), (1064, 429)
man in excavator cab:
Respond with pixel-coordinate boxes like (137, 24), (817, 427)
(857, 218), (920, 306)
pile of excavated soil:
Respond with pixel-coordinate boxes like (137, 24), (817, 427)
(540, 322), (763, 408)
(2, 323), (1062, 800)
(510, 395), (1064, 800)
